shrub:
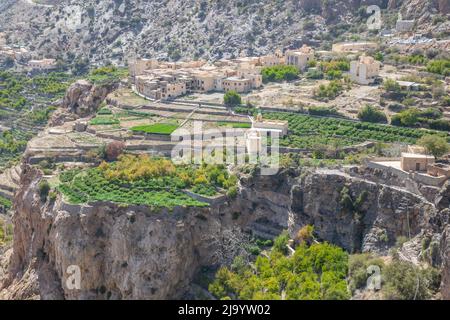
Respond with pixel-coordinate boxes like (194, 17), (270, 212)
(273, 231), (290, 255)
(49, 191), (58, 202)
(428, 119), (450, 131)
(105, 141), (125, 161)
(308, 106), (341, 117)
(358, 105), (387, 123)
(348, 254), (385, 293)
(306, 68), (324, 79)
(383, 79), (401, 93)
(391, 108), (420, 127)
(38, 180), (50, 202)
(295, 225), (314, 244)
(382, 260), (440, 300)
(226, 186), (238, 199)
(314, 80), (343, 100)
(426, 59), (450, 76)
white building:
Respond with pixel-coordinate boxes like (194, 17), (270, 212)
(349, 55), (381, 85)
(285, 45), (315, 71)
(253, 114), (289, 137)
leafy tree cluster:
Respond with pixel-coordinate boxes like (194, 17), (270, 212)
(58, 154), (238, 207)
(261, 65), (299, 83)
(391, 107), (450, 132)
(314, 80), (344, 100)
(0, 130), (28, 155)
(319, 59), (350, 80)
(208, 232), (350, 300)
(88, 65), (129, 85)
(426, 59), (450, 76)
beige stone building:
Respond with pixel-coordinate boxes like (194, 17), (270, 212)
(130, 58), (159, 77)
(285, 45), (315, 71)
(28, 58), (57, 71)
(259, 49), (284, 67)
(332, 42), (378, 53)
(401, 153), (435, 172)
(427, 163), (450, 178)
(253, 114), (289, 137)
(223, 77), (254, 93)
(349, 55), (381, 85)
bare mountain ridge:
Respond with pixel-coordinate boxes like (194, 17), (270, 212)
(0, 0), (447, 63)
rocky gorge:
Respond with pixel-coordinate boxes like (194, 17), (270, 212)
(0, 160), (449, 299)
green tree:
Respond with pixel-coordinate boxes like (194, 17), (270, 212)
(224, 90), (242, 107)
(383, 79), (401, 93)
(358, 105), (387, 123)
(391, 108), (420, 127)
(417, 135), (450, 159)
(426, 59), (450, 76)
(261, 65), (299, 83)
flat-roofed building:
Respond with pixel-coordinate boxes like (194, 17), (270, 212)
(223, 77), (253, 93)
(397, 80), (420, 91)
(350, 55), (381, 85)
(129, 58), (159, 77)
(253, 114), (289, 137)
(260, 49), (284, 67)
(332, 42), (378, 53)
(28, 58), (57, 71)
(285, 45), (314, 71)
(401, 153), (435, 172)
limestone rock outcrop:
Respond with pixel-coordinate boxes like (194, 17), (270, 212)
(62, 80), (117, 118)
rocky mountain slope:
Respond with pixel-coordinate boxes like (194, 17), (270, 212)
(1, 162), (449, 299)
(0, 0), (447, 64)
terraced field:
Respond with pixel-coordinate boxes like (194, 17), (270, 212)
(263, 112), (448, 149)
(57, 155), (237, 208)
(0, 71), (77, 169)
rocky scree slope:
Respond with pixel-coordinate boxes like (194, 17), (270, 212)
(1, 0), (447, 64)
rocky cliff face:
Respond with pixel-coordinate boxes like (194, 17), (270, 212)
(1, 0), (444, 64)
(62, 80), (117, 117)
(49, 79), (118, 126)
(1, 165), (449, 299)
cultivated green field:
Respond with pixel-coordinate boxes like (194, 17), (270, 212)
(57, 155), (237, 208)
(131, 123), (179, 135)
(263, 112), (448, 149)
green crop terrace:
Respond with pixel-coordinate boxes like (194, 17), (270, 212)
(262, 112), (448, 149)
(130, 123), (179, 135)
(57, 155), (238, 208)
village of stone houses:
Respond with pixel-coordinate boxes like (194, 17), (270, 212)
(1, 0), (450, 301)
